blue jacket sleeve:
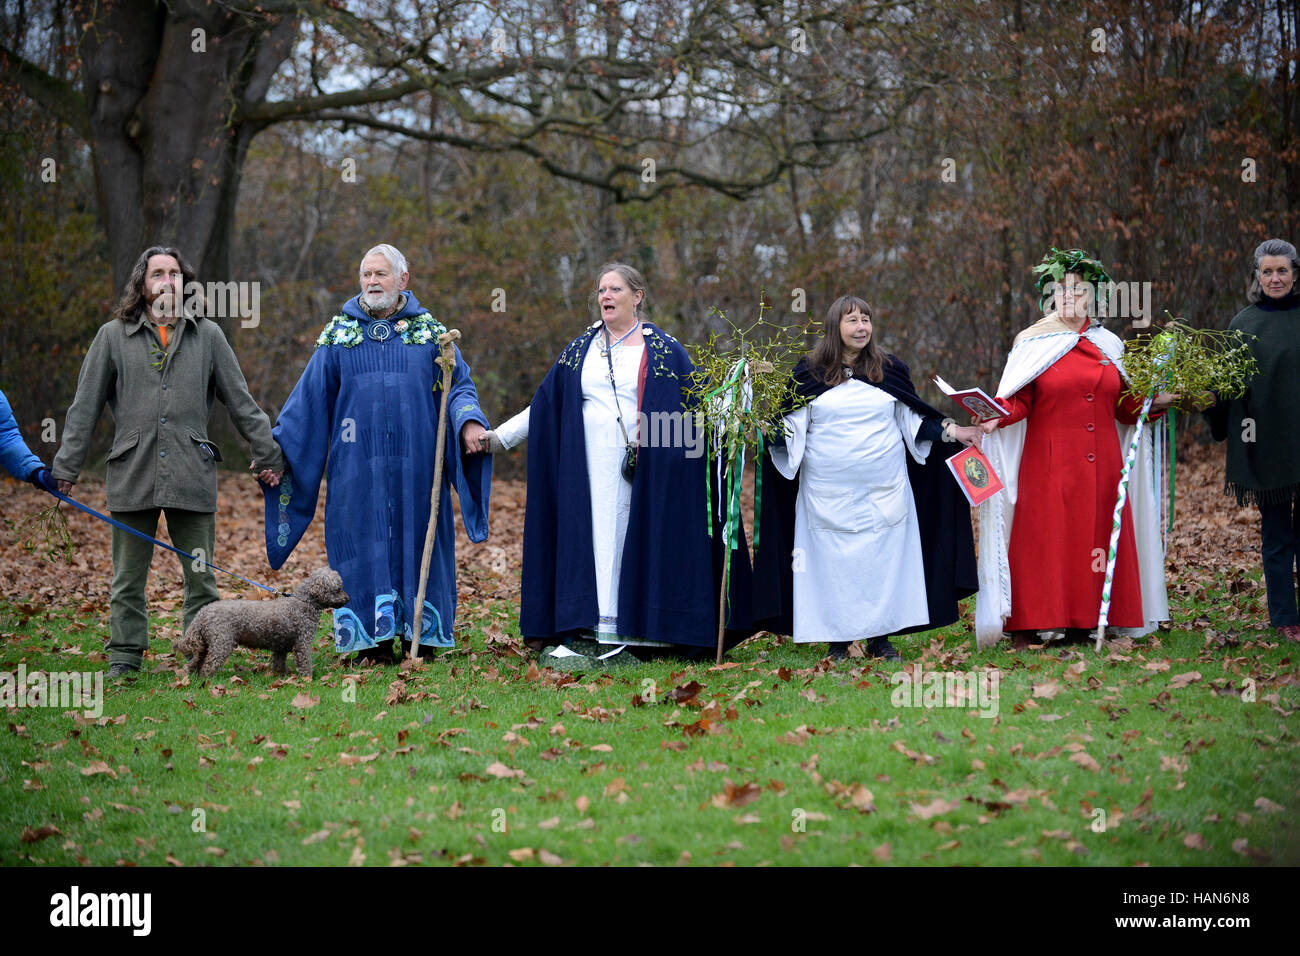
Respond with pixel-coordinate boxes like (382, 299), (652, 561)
(444, 343), (492, 542)
(0, 389), (43, 480)
(263, 348), (338, 568)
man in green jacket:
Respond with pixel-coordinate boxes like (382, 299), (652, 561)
(52, 246), (284, 677)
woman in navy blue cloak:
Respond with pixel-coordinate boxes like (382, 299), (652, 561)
(486, 263), (752, 658)
(264, 245), (491, 659)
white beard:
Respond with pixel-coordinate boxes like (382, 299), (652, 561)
(363, 289), (399, 315)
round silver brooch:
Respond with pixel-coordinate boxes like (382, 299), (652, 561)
(368, 321), (393, 342)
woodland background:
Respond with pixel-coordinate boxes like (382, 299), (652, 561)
(1, 0), (1297, 481)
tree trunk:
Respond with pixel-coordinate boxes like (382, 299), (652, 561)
(75, 1), (296, 293)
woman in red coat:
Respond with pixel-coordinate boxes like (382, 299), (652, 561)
(977, 250), (1176, 649)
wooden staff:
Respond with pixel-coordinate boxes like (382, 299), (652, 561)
(410, 329), (461, 660)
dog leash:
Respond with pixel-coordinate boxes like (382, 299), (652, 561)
(47, 488), (281, 595)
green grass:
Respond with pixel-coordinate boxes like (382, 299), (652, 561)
(1, 571), (1297, 867)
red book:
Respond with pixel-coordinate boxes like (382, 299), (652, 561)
(933, 375), (1007, 422)
(945, 445), (1004, 506)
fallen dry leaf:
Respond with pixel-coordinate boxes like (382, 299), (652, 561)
(1032, 679), (1060, 699)
(1069, 752), (1100, 772)
(909, 798), (959, 820)
(711, 779), (762, 809)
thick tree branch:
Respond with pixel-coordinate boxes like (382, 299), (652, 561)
(0, 42), (91, 139)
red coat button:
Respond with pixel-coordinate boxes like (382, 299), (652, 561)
(1084, 393), (1095, 402)
(1086, 423), (1095, 432)
(1086, 453), (1096, 462)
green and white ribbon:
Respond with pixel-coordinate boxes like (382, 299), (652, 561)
(1096, 348), (1172, 650)
(703, 359), (755, 625)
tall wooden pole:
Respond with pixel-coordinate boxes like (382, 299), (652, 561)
(410, 329), (461, 659)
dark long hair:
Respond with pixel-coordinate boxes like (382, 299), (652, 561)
(807, 294), (885, 385)
(111, 246), (196, 323)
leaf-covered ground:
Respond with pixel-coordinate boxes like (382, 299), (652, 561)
(0, 441), (1296, 866)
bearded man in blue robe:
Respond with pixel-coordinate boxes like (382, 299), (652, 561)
(265, 244), (492, 664)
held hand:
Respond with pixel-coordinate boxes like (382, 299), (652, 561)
(951, 424), (983, 450)
(251, 461), (281, 487)
(480, 430), (505, 454)
(56, 479), (75, 496)
(29, 468), (59, 496)
(978, 417), (1000, 435)
(1150, 392), (1180, 414)
(461, 421), (488, 455)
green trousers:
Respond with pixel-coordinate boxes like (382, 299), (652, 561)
(109, 508), (219, 668)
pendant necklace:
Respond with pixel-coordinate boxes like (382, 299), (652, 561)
(600, 323), (638, 357)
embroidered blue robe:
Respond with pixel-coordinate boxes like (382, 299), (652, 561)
(263, 293), (491, 651)
(521, 321), (752, 649)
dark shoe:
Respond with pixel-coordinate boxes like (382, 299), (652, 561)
(353, 641), (395, 666)
(825, 642), (848, 659)
(1010, 630), (1038, 652)
(1062, 628), (1093, 645)
(401, 639), (435, 660)
(866, 637), (900, 661)
(107, 662), (139, 678)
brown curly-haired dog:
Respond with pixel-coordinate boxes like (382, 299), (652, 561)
(175, 568), (348, 678)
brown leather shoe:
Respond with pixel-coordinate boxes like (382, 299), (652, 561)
(1279, 625), (1300, 643)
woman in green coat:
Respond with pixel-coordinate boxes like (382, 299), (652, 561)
(1207, 238), (1300, 642)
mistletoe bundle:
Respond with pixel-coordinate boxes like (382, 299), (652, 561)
(683, 301), (808, 453)
(1122, 318), (1258, 408)
(683, 297), (809, 663)
(8, 502), (74, 565)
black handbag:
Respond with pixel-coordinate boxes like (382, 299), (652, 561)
(604, 326), (638, 483)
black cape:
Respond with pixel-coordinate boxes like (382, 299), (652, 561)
(751, 354), (978, 638)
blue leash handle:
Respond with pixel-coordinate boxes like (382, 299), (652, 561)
(47, 489), (280, 595)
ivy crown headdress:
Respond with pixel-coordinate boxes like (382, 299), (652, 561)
(1032, 247), (1114, 310)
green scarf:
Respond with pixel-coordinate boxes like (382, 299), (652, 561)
(1225, 293), (1300, 505)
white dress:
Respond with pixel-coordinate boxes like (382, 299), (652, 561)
(495, 337), (665, 645)
(771, 379), (933, 643)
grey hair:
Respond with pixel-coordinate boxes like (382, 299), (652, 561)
(591, 261), (649, 319)
(1247, 238), (1299, 303)
(361, 244), (408, 279)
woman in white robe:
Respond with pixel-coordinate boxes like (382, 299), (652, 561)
(773, 296), (983, 659)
